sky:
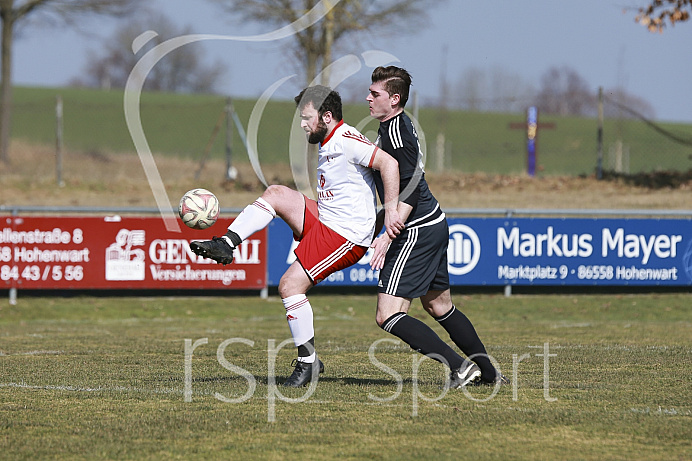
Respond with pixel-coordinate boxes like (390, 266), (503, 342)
(12, 0), (692, 123)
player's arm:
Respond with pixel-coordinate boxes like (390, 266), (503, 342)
(370, 147), (404, 239)
(370, 201), (413, 270)
(373, 199), (412, 238)
(396, 201), (413, 223)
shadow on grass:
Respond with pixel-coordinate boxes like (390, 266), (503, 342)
(187, 375), (423, 386)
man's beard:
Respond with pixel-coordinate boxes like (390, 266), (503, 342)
(307, 120), (328, 144)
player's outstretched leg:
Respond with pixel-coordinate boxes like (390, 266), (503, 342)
(191, 197), (277, 265)
(434, 304), (508, 385)
(379, 311), (481, 388)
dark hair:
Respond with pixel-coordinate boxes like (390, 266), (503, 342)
(371, 66), (412, 108)
(294, 85), (343, 121)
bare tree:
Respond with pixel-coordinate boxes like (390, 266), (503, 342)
(72, 14), (226, 93)
(603, 87), (656, 120)
(207, 0), (442, 87)
(453, 66), (535, 113)
(0, 0), (139, 164)
(635, 0), (691, 32)
(535, 66), (595, 116)
(455, 68), (485, 112)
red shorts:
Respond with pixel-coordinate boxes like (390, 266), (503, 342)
(294, 196), (368, 284)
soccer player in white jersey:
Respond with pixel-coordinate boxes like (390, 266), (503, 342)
(191, 85), (404, 387)
(367, 66), (508, 388)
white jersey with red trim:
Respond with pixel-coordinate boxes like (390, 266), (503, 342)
(316, 120), (378, 246)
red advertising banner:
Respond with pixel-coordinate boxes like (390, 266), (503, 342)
(0, 216), (266, 290)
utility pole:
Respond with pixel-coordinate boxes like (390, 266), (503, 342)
(56, 95), (65, 187)
(436, 44), (449, 172)
(322, 0), (334, 86)
(597, 87), (604, 180)
(225, 97), (237, 181)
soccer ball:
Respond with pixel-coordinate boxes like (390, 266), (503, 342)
(178, 188), (220, 230)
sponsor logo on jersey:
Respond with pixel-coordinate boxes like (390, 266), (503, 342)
(318, 190), (335, 201)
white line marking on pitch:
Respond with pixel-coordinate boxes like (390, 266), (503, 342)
(0, 382), (455, 409)
(0, 382), (192, 396)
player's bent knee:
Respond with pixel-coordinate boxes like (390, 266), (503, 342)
(278, 265), (312, 299)
(262, 184), (294, 203)
(278, 279), (300, 299)
(375, 311), (389, 328)
(262, 185), (303, 218)
(263, 184), (286, 196)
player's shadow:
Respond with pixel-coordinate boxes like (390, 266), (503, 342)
(187, 375), (410, 386)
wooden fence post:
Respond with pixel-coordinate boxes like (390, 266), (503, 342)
(56, 95), (65, 187)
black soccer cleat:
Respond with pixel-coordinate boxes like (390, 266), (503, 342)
(190, 236), (235, 265)
(282, 359), (325, 388)
(469, 371), (511, 387)
(446, 362), (482, 389)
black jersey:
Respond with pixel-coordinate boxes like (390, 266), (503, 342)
(373, 111), (442, 225)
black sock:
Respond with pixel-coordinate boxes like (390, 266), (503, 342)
(224, 230), (242, 247)
(435, 306), (497, 381)
(297, 337), (315, 359)
(381, 313), (464, 370)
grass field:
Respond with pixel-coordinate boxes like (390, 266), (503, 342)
(1, 292), (689, 460)
(10, 86), (692, 175)
(3, 86), (691, 460)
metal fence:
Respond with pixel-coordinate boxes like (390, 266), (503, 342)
(422, 100), (692, 177)
(10, 89), (692, 178)
(599, 95), (692, 176)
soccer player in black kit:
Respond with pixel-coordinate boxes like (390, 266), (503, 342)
(367, 66), (508, 388)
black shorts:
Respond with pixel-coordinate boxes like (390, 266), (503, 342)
(378, 216), (450, 299)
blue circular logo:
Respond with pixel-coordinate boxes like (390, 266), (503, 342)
(448, 224), (481, 275)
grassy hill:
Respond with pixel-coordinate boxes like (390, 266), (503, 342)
(10, 86), (692, 176)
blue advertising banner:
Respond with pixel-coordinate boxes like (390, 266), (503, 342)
(267, 217), (692, 287)
(449, 218), (692, 286)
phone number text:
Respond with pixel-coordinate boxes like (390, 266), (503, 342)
(1, 265), (84, 282)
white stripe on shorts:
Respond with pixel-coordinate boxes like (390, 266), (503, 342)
(307, 241), (355, 281)
(386, 227), (418, 295)
(407, 212), (446, 230)
(406, 203), (440, 227)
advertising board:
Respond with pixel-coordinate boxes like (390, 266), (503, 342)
(0, 216), (266, 290)
(267, 217), (692, 287)
(4, 215), (690, 291)
(448, 217), (692, 286)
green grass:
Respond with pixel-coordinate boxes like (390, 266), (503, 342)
(11, 86), (692, 175)
(0, 292), (689, 460)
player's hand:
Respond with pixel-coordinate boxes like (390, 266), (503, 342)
(370, 234), (392, 270)
(384, 209), (404, 239)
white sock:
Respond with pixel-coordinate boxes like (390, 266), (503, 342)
(282, 294), (315, 362)
(227, 197), (276, 242)
(298, 352), (316, 363)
